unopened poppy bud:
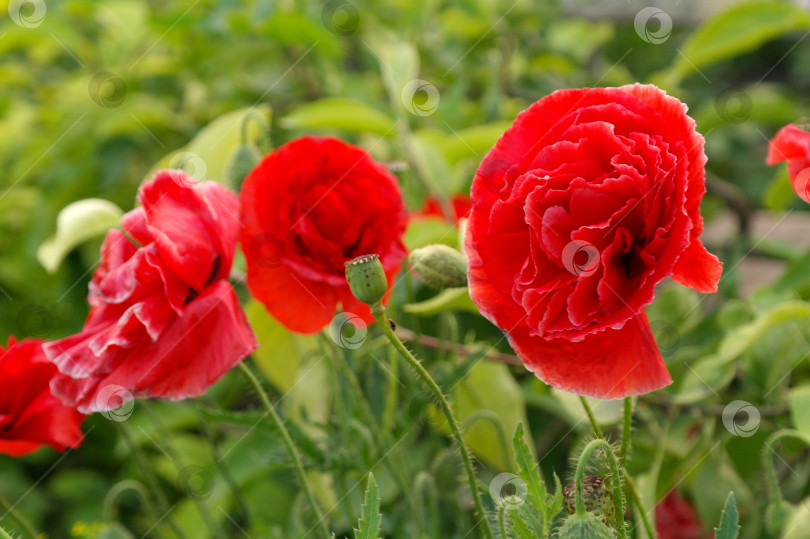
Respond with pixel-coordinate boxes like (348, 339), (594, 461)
(409, 244), (467, 289)
(563, 475), (614, 525)
(226, 144), (263, 189)
(345, 254), (388, 307)
(557, 511), (615, 539)
(766, 501), (795, 536)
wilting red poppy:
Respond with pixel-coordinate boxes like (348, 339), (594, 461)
(655, 491), (712, 539)
(240, 136), (408, 334)
(766, 124), (810, 204)
(0, 337), (85, 456)
(466, 85), (722, 398)
(44, 171), (257, 413)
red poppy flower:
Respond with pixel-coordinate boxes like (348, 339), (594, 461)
(766, 124), (810, 203)
(655, 491), (711, 539)
(44, 171), (258, 413)
(466, 85), (722, 398)
(240, 136), (408, 334)
(0, 337), (85, 457)
(415, 195), (472, 223)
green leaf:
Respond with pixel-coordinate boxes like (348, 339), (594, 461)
(37, 198), (123, 273)
(674, 355), (737, 405)
(149, 105), (272, 188)
(512, 423), (545, 509)
(663, 1), (810, 84)
(764, 167), (798, 211)
(789, 385), (810, 437)
(354, 473), (382, 539)
(714, 492), (740, 539)
(403, 287), (480, 316)
(280, 98), (396, 136)
(0, 528), (13, 539)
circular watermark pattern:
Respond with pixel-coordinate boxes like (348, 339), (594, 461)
(321, 0), (359, 35)
(714, 88), (752, 124)
(88, 72), (127, 109)
(650, 320), (680, 355)
(722, 400), (760, 437)
(247, 232), (286, 269)
(401, 79), (440, 117)
(176, 465), (215, 502)
(15, 304), (54, 338)
(8, 0), (46, 28)
(328, 312), (367, 349)
(561, 240), (600, 277)
(489, 472), (528, 509)
(634, 7), (672, 44)
(96, 385), (135, 422)
(168, 152), (207, 183)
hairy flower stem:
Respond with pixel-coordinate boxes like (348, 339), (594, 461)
(372, 304), (495, 539)
(579, 396), (656, 539)
(237, 361), (331, 539)
(574, 439), (627, 538)
(0, 489), (39, 539)
(763, 430), (810, 503)
(621, 397), (632, 464)
(117, 421), (186, 539)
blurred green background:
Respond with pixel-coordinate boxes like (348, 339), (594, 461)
(4, 0), (810, 537)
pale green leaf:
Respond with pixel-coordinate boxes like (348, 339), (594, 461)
(665, 1), (810, 84)
(789, 385), (810, 438)
(714, 492), (740, 539)
(280, 98), (396, 136)
(37, 198), (123, 273)
(354, 473), (382, 539)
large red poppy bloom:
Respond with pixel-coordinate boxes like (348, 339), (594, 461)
(766, 124), (810, 203)
(44, 171), (258, 413)
(0, 337), (85, 456)
(240, 136), (408, 334)
(466, 85), (722, 398)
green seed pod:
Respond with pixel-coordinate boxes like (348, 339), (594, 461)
(766, 500), (795, 536)
(563, 475), (615, 526)
(557, 511), (616, 539)
(225, 144), (263, 190)
(345, 254), (388, 307)
(408, 244), (467, 289)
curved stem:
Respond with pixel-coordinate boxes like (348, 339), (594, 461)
(103, 479), (152, 522)
(763, 430), (810, 503)
(373, 306), (495, 539)
(237, 361), (331, 539)
(0, 489), (39, 539)
(621, 397), (632, 464)
(117, 421), (186, 539)
(574, 439), (626, 539)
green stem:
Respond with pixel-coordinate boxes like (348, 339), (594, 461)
(574, 439), (626, 539)
(621, 397), (632, 464)
(237, 361), (331, 539)
(373, 305), (495, 539)
(580, 396), (655, 538)
(0, 489), (39, 539)
(143, 402), (222, 538)
(763, 430), (810, 503)
(102, 479), (153, 522)
(578, 396), (603, 438)
(117, 421), (186, 539)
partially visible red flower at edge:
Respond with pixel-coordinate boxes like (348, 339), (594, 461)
(415, 195), (472, 223)
(656, 491), (712, 539)
(766, 124), (810, 203)
(44, 171), (258, 414)
(0, 337), (84, 457)
(240, 136), (408, 334)
(466, 84), (722, 399)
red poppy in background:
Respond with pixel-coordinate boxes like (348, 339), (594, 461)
(766, 124), (810, 203)
(44, 171), (257, 414)
(240, 136), (408, 334)
(655, 491), (712, 539)
(0, 337), (84, 457)
(466, 84), (722, 399)
(415, 195), (472, 223)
